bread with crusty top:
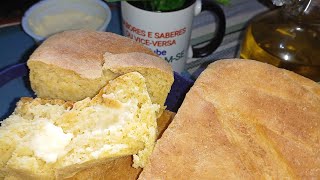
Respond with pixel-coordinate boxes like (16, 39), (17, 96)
(27, 30), (174, 115)
(139, 59), (320, 179)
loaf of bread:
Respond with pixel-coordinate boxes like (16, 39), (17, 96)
(27, 30), (174, 115)
(139, 59), (320, 179)
(0, 72), (160, 179)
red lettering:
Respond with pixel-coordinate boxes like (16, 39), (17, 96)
(154, 27), (187, 39)
(123, 20), (146, 36)
(152, 40), (176, 47)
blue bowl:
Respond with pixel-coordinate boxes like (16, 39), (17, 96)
(0, 64), (194, 119)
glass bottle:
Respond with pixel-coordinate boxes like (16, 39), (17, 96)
(240, 0), (320, 81)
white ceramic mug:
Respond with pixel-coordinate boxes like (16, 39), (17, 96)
(121, 0), (225, 73)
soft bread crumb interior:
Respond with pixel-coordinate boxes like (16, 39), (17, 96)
(0, 72), (159, 179)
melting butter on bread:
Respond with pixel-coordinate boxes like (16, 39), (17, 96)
(67, 110), (175, 180)
(0, 72), (159, 179)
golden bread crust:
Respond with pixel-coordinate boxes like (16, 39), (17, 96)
(28, 30), (156, 79)
(103, 52), (172, 76)
(139, 59), (320, 179)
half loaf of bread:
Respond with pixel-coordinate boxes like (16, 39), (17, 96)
(139, 59), (320, 179)
(27, 30), (174, 115)
(0, 72), (159, 179)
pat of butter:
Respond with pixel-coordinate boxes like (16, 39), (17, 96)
(79, 96), (138, 131)
(91, 144), (128, 158)
(30, 122), (73, 163)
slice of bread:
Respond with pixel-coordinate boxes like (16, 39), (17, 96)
(0, 72), (159, 179)
(27, 30), (174, 115)
(67, 110), (175, 180)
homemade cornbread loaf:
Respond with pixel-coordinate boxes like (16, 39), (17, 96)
(27, 30), (173, 115)
(0, 72), (160, 179)
(139, 59), (320, 179)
